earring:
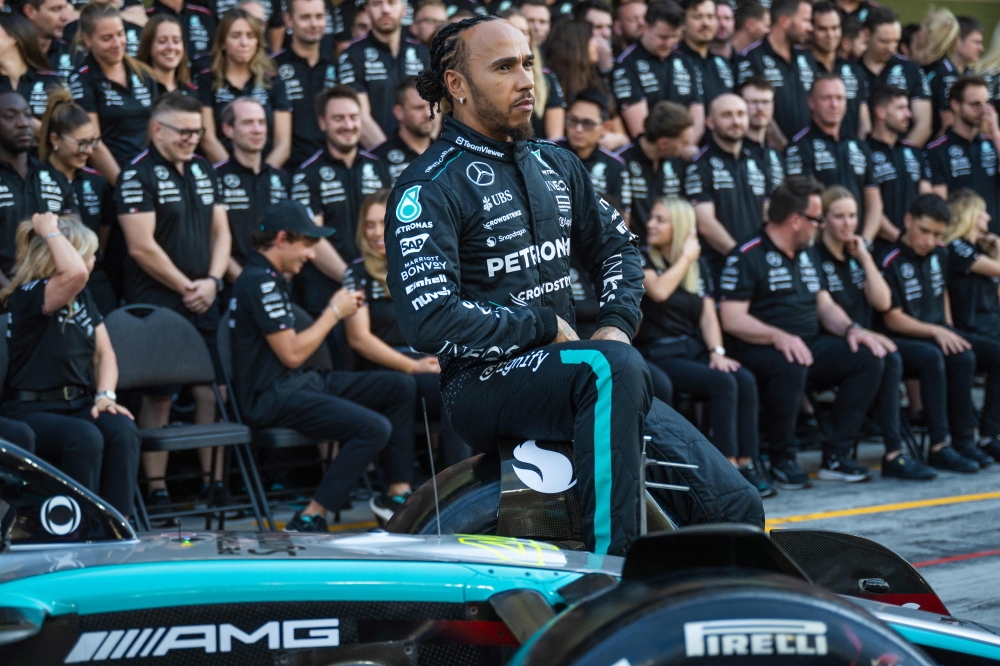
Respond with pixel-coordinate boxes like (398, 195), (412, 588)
(53, 145), (58, 151)
(459, 97), (465, 104)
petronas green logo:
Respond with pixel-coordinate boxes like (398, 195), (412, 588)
(396, 185), (422, 223)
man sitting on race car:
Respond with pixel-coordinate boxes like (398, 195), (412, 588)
(384, 15), (762, 556)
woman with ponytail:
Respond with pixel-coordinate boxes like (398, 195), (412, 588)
(0, 14), (63, 119)
(25, 88), (119, 315)
(70, 3), (159, 183)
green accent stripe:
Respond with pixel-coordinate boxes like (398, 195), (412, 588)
(559, 350), (614, 555)
(431, 151), (465, 180)
(889, 624), (1000, 660)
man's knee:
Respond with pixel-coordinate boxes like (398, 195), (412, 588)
(69, 422), (105, 458)
(562, 341), (652, 405)
(0, 418), (35, 453)
(949, 348), (977, 374)
(358, 413), (393, 449)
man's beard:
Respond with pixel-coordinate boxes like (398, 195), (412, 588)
(467, 77), (535, 141)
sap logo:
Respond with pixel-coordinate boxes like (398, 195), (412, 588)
(405, 274), (447, 294)
(512, 440), (577, 493)
(64, 619), (340, 662)
(399, 233), (430, 256)
(486, 239), (571, 276)
(684, 619), (828, 658)
(411, 287), (450, 310)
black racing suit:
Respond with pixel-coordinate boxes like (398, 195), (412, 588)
(385, 117), (762, 554)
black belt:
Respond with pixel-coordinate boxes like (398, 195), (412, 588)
(11, 386), (89, 402)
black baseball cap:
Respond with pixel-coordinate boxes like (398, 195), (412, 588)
(259, 200), (335, 239)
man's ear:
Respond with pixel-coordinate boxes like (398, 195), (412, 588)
(392, 103), (404, 123)
(221, 123), (233, 141)
(443, 69), (467, 107)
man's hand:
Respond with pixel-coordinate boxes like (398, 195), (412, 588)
(932, 326), (972, 355)
(409, 356), (441, 374)
(591, 326), (630, 344)
(329, 287), (364, 319)
(553, 315), (581, 343)
(182, 278), (217, 313)
(774, 331), (813, 365)
(846, 325), (889, 358)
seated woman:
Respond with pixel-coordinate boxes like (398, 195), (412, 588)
(945, 189), (1000, 461)
(634, 197), (772, 498)
(0, 213), (140, 518)
(343, 190), (472, 473)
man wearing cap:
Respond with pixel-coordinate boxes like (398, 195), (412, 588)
(230, 199), (417, 532)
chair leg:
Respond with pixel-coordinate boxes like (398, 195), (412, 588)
(134, 489), (152, 532)
(218, 447), (231, 531)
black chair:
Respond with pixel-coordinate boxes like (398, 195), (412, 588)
(104, 304), (261, 531)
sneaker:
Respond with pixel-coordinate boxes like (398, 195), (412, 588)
(369, 492), (411, 523)
(284, 511), (328, 533)
(818, 453), (871, 482)
(795, 415), (822, 450)
(957, 443), (994, 468)
(928, 446), (979, 473)
(146, 489), (178, 528)
(197, 480), (227, 507)
(881, 453), (937, 480)
(979, 436), (1000, 462)
(738, 461), (776, 498)
(769, 458), (810, 489)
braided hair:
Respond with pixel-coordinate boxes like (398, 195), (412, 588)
(416, 14), (503, 119)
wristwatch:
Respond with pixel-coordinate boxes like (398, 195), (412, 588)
(212, 277), (224, 293)
(712, 346), (726, 356)
(95, 390), (117, 403)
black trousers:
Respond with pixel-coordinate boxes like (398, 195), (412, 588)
(2, 398), (140, 516)
(0, 416), (36, 453)
(413, 372), (472, 467)
(873, 351), (904, 453)
(646, 352), (759, 459)
(445, 340), (653, 556)
(894, 336), (979, 447)
(646, 358), (674, 405)
(271, 370), (416, 512)
(732, 336), (883, 462)
(965, 332), (1000, 439)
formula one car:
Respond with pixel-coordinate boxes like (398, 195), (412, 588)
(2, 441), (1000, 666)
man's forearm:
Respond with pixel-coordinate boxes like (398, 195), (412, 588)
(818, 300), (852, 336)
(697, 213), (737, 255)
(723, 311), (783, 345)
(209, 209), (232, 279)
(130, 243), (192, 294)
(883, 310), (939, 339)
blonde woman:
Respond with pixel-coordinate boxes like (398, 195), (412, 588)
(634, 197), (771, 497)
(0, 213), (139, 517)
(196, 8), (292, 166)
(921, 10), (984, 136)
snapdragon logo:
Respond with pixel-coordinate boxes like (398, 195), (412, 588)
(511, 440), (577, 494)
(683, 619), (828, 658)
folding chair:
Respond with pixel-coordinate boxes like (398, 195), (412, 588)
(104, 304), (260, 531)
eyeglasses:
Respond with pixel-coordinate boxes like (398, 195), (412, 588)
(566, 115), (601, 131)
(158, 122), (206, 141)
(744, 99), (774, 107)
(798, 212), (824, 225)
(59, 134), (102, 152)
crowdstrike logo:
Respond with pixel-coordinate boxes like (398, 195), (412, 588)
(683, 620), (828, 658)
(511, 440), (577, 494)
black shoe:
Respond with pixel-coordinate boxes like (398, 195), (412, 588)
(739, 461), (776, 498)
(369, 492), (411, 523)
(770, 458), (810, 489)
(795, 416), (822, 450)
(818, 453), (870, 482)
(284, 511), (328, 533)
(958, 443), (994, 468)
(928, 446), (979, 473)
(881, 453), (937, 480)
(197, 480), (228, 506)
(980, 436), (1000, 462)
(146, 489), (178, 528)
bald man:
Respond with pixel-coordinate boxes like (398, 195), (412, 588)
(685, 92), (774, 281)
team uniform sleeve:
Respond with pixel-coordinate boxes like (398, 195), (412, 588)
(545, 70), (566, 109)
(926, 147), (948, 185)
(718, 250), (755, 300)
(882, 263), (905, 310)
(948, 239), (979, 275)
(683, 160), (711, 204)
(196, 71), (215, 108)
(698, 257), (714, 297)
(290, 168), (315, 211)
(862, 144), (878, 188)
(9, 279), (48, 320)
(784, 142), (811, 177)
(269, 75), (293, 112)
(337, 48), (366, 93)
(909, 62), (931, 100)
(114, 166), (155, 215)
(69, 71), (95, 111)
(384, 179), (558, 357)
(611, 61), (644, 109)
(239, 273), (297, 335)
(736, 56), (757, 86)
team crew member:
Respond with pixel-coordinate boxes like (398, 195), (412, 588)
(215, 97), (290, 274)
(725, 0), (770, 65)
(866, 86), (932, 244)
(859, 7), (932, 148)
(197, 8), (293, 167)
(337, 0), (430, 146)
(71, 4), (158, 183)
(740, 75), (784, 192)
(63, 0), (143, 60)
(944, 190), (1000, 461)
(720, 176), (886, 488)
(20, 0), (76, 81)
(677, 0), (734, 107)
(636, 197), (772, 497)
(786, 74), (884, 241)
(817, 187), (935, 479)
(0, 92), (38, 283)
(231, 200), (416, 531)
(924, 16), (983, 137)
(927, 77), (1000, 232)
(613, 0), (646, 55)
(114, 92), (232, 509)
(878, 194), (995, 471)
(737, 0), (817, 148)
(810, 2), (869, 141)
(138, 15), (199, 97)
(25, 90), (117, 315)
(145, 0), (217, 68)
(0, 213), (139, 518)
(835, 0), (876, 22)
(370, 77), (434, 186)
(292, 85), (388, 316)
(410, 1), (446, 49)
(273, 0), (337, 170)
(0, 15), (64, 118)
(612, 0), (705, 143)
(686, 93), (771, 280)
(617, 100), (695, 240)
(556, 88), (629, 201)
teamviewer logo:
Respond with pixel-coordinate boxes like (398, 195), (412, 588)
(683, 619), (828, 657)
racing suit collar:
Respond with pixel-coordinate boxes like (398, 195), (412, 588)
(440, 115), (518, 162)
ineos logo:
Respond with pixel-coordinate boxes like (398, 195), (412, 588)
(40, 495), (81, 536)
(466, 162), (495, 186)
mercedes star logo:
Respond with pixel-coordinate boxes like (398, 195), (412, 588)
(466, 161), (495, 186)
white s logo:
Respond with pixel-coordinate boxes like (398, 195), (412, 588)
(511, 441), (577, 494)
